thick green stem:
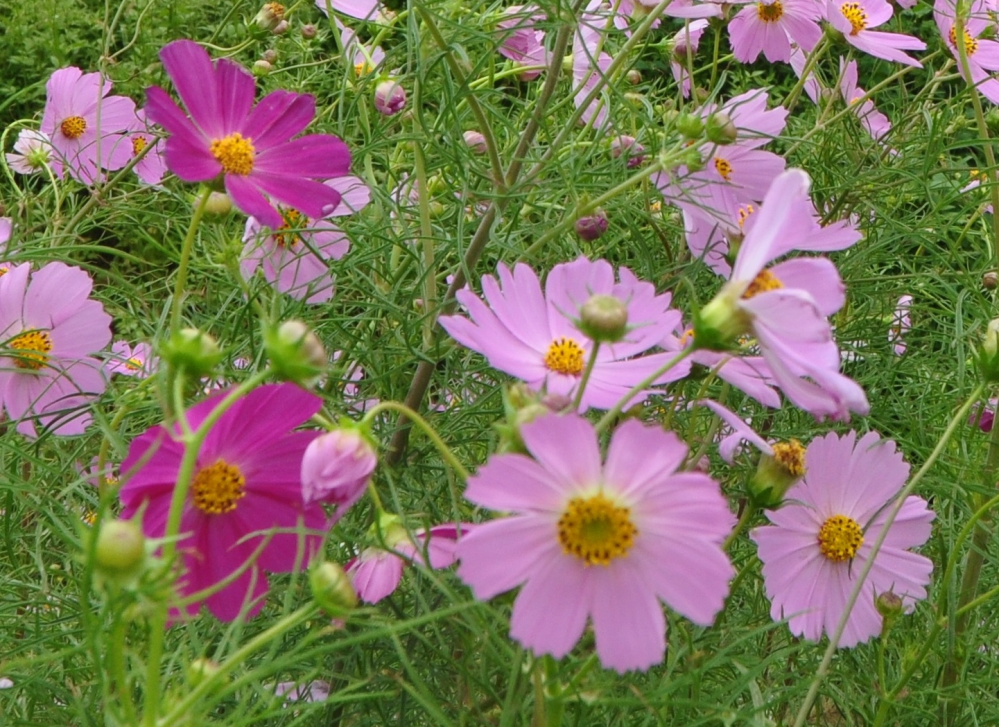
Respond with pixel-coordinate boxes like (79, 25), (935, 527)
(572, 342), (600, 411)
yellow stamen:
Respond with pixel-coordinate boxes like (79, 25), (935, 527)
(124, 357), (143, 372)
(715, 157), (733, 182)
(949, 25), (979, 56)
(557, 493), (638, 566)
(771, 439), (805, 477)
(839, 2), (867, 35)
(742, 269), (784, 299)
(9, 330), (53, 370)
(191, 460), (246, 515)
(275, 208), (305, 247)
(544, 337), (585, 375)
(60, 116), (87, 139)
(738, 204), (755, 229)
(265, 1), (286, 18)
(817, 514), (864, 561)
(210, 133), (255, 176)
(757, 1), (784, 22)
(132, 136), (148, 156)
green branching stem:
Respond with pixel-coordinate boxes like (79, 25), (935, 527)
(363, 401), (470, 480)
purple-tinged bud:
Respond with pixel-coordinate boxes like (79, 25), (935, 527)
(984, 271), (998, 290)
(374, 79), (407, 116)
(626, 69), (642, 85)
(301, 23), (318, 39)
(301, 429), (378, 510)
(575, 210), (608, 241)
(462, 130), (487, 154)
(272, 19), (290, 35)
(876, 590), (904, 620)
(262, 49), (278, 64)
(610, 135), (645, 168)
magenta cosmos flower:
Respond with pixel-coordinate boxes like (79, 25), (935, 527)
(40, 67), (136, 184)
(439, 256), (689, 412)
(935, 0), (999, 104)
(751, 431), (934, 647)
(0, 262), (111, 437)
(827, 0), (925, 67)
(457, 414), (735, 672)
(119, 383), (327, 621)
(728, 0), (822, 64)
(145, 40), (352, 229)
(696, 169), (869, 421)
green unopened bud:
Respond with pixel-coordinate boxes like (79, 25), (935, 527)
(682, 147), (705, 172)
(675, 112), (703, 139)
(497, 386), (560, 454)
(977, 318), (999, 383)
(310, 561), (358, 615)
(252, 60), (273, 77)
(693, 288), (751, 351)
(264, 320), (326, 386)
(876, 590), (904, 625)
(162, 328), (222, 377)
(203, 191), (232, 215)
(187, 658), (221, 688)
(579, 294), (628, 343)
(93, 519), (146, 578)
(705, 112), (738, 144)
(747, 439), (806, 509)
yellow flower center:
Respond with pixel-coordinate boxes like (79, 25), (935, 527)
(839, 2), (867, 35)
(60, 116), (87, 139)
(124, 357), (143, 372)
(210, 133), (255, 176)
(9, 330), (53, 370)
(738, 204), (755, 229)
(191, 460), (247, 515)
(742, 269), (784, 299)
(949, 25), (979, 56)
(714, 156), (734, 181)
(817, 514), (864, 562)
(557, 493), (638, 566)
(544, 337), (585, 375)
(275, 208), (305, 247)
(266, 1), (286, 18)
(771, 439), (805, 477)
(132, 135), (148, 156)
(757, 1), (784, 22)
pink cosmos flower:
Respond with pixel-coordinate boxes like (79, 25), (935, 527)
(349, 524), (465, 603)
(40, 67), (136, 184)
(789, 46), (822, 104)
(439, 256), (690, 412)
(697, 169), (869, 421)
(971, 398), (998, 431)
(888, 294), (912, 355)
(119, 383), (327, 621)
(662, 0), (724, 17)
(145, 40), (352, 229)
(572, 8), (614, 129)
(827, 0), (925, 67)
(127, 109), (167, 186)
(729, 0), (822, 64)
(5, 130), (52, 175)
(839, 59), (893, 141)
(0, 218), (10, 249)
(107, 341), (157, 378)
(273, 680), (330, 704)
(337, 18), (386, 76)
(0, 262), (111, 437)
(497, 6), (550, 80)
(670, 20), (709, 98)
(457, 414), (735, 672)
(934, 0), (999, 103)
(240, 175), (369, 302)
(315, 0), (380, 21)
(751, 431), (934, 647)
(301, 428), (377, 510)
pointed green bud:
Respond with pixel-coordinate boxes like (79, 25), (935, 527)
(310, 561), (358, 615)
(264, 320), (326, 386)
(977, 318), (999, 383)
(579, 294), (628, 343)
(162, 328), (222, 377)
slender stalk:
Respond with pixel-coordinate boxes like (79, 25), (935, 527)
(363, 401), (470, 480)
(722, 503), (756, 551)
(783, 35), (830, 112)
(792, 384), (985, 727)
(572, 342), (600, 411)
(594, 346), (694, 433)
(168, 186), (213, 334)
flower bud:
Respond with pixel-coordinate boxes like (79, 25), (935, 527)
(984, 271), (998, 290)
(876, 590), (904, 620)
(93, 519), (146, 578)
(693, 288), (751, 351)
(162, 328), (222, 377)
(579, 294), (628, 343)
(301, 23), (318, 39)
(682, 147), (705, 173)
(626, 69), (642, 85)
(264, 320), (326, 386)
(187, 658), (221, 688)
(496, 386), (564, 453)
(675, 112), (703, 139)
(610, 135), (645, 168)
(203, 191), (232, 216)
(310, 561), (358, 615)
(705, 112), (738, 145)
(374, 79), (406, 116)
(262, 49), (278, 64)
(252, 60), (273, 77)
(301, 428), (378, 508)
(747, 439), (805, 509)
(462, 130), (487, 154)
(272, 19), (290, 35)
(575, 210), (608, 241)
(977, 318), (999, 383)
(253, 2), (285, 31)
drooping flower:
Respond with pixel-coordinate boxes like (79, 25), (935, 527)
(439, 256), (689, 412)
(670, 20), (709, 98)
(827, 0), (926, 67)
(301, 428), (377, 511)
(0, 262), (111, 437)
(888, 294), (912, 355)
(240, 175), (369, 302)
(696, 169), (869, 421)
(349, 523), (465, 603)
(145, 40), (352, 228)
(457, 414), (735, 672)
(839, 59), (893, 141)
(497, 6), (549, 80)
(751, 431), (934, 647)
(934, 0), (999, 103)
(5, 129), (52, 175)
(373, 79), (407, 116)
(107, 341), (158, 378)
(119, 383), (328, 621)
(728, 0), (822, 64)
(40, 67), (137, 184)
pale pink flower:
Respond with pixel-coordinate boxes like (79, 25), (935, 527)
(497, 6), (549, 79)
(839, 59), (893, 141)
(789, 46), (822, 104)
(337, 18), (386, 75)
(457, 414), (735, 672)
(752, 431), (934, 646)
(670, 20), (710, 98)
(315, 0), (380, 21)
(572, 8), (614, 129)
(934, 0), (999, 103)
(5, 129), (52, 175)
(107, 341), (157, 378)
(349, 524), (465, 603)
(827, 0), (926, 67)
(729, 0), (822, 63)
(888, 294), (912, 355)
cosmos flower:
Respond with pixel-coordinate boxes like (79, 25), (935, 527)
(839, 59), (893, 141)
(0, 262), (111, 437)
(497, 6), (549, 80)
(888, 294), (912, 355)
(728, 0), (822, 64)
(145, 40), (352, 228)
(106, 341), (157, 378)
(439, 256), (689, 412)
(5, 129), (52, 175)
(752, 431), (934, 647)
(127, 109), (167, 185)
(670, 20), (709, 98)
(826, 0), (925, 67)
(119, 383), (328, 621)
(39, 67), (136, 184)
(314, 0), (380, 21)
(457, 414), (735, 672)
(934, 0), (999, 103)
(572, 8), (614, 129)
(301, 428), (377, 511)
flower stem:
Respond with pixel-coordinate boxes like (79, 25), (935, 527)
(572, 342), (600, 411)
(722, 502), (756, 551)
(792, 383), (985, 727)
(783, 34), (829, 112)
(363, 401), (470, 480)
(594, 346), (695, 434)
(168, 186), (212, 335)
